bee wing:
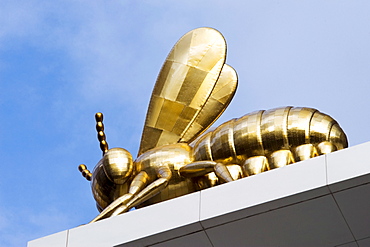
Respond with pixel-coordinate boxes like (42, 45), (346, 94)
(181, 64), (238, 143)
(138, 27), (227, 155)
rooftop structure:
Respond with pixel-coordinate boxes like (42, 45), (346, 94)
(28, 141), (370, 247)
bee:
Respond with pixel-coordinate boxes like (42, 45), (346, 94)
(78, 27), (348, 223)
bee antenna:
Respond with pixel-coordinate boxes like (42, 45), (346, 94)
(78, 164), (92, 181)
(95, 112), (109, 156)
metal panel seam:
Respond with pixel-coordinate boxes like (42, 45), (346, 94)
(65, 229), (69, 247)
(330, 192), (358, 243)
(199, 190), (215, 247)
(325, 154), (329, 189)
(326, 153), (357, 243)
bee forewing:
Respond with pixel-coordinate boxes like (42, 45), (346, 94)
(182, 64), (238, 143)
(139, 27), (227, 155)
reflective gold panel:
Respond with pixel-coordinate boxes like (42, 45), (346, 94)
(293, 144), (318, 162)
(242, 156), (269, 177)
(181, 64), (238, 143)
(139, 27), (228, 155)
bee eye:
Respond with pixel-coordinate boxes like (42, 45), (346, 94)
(103, 148), (134, 184)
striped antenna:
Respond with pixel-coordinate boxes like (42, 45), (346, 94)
(95, 112), (109, 156)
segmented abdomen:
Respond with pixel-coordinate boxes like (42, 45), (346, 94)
(193, 106), (348, 163)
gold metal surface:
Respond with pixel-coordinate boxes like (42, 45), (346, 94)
(95, 112), (109, 156)
(139, 27), (228, 155)
(79, 27), (349, 223)
(317, 141), (337, 155)
(242, 156), (269, 177)
(78, 164), (92, 181)
(269, 150), (295, 169)
(293, 144), (318, 162)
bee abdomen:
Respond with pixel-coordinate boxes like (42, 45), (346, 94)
(193, 107), (347, 163)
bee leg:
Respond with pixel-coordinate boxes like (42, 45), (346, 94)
(113, 165), (173, 214)
(214, 163), (234, 182)
(316, 141), (337, 155)
(293, 144), (318, 162)
(179, 161), (235, 182)
(90, 194), (133, 223)
(179, 161), (217, 177)
(89, 171), (150, 223)
(242, 156), (269, 177)
(269, 150), (295, 169)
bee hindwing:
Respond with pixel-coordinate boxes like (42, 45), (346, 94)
(139, 27), (229, 155)
(181, 64), (238, 143)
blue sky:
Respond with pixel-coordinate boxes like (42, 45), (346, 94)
(1, 1), (370, 246)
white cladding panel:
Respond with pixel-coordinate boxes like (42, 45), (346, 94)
(28, 142), (370, 247)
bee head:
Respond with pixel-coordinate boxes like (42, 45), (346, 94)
(102, 148), (134, 184)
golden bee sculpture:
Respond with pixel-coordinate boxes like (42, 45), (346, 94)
(78, 27), (348, 223)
